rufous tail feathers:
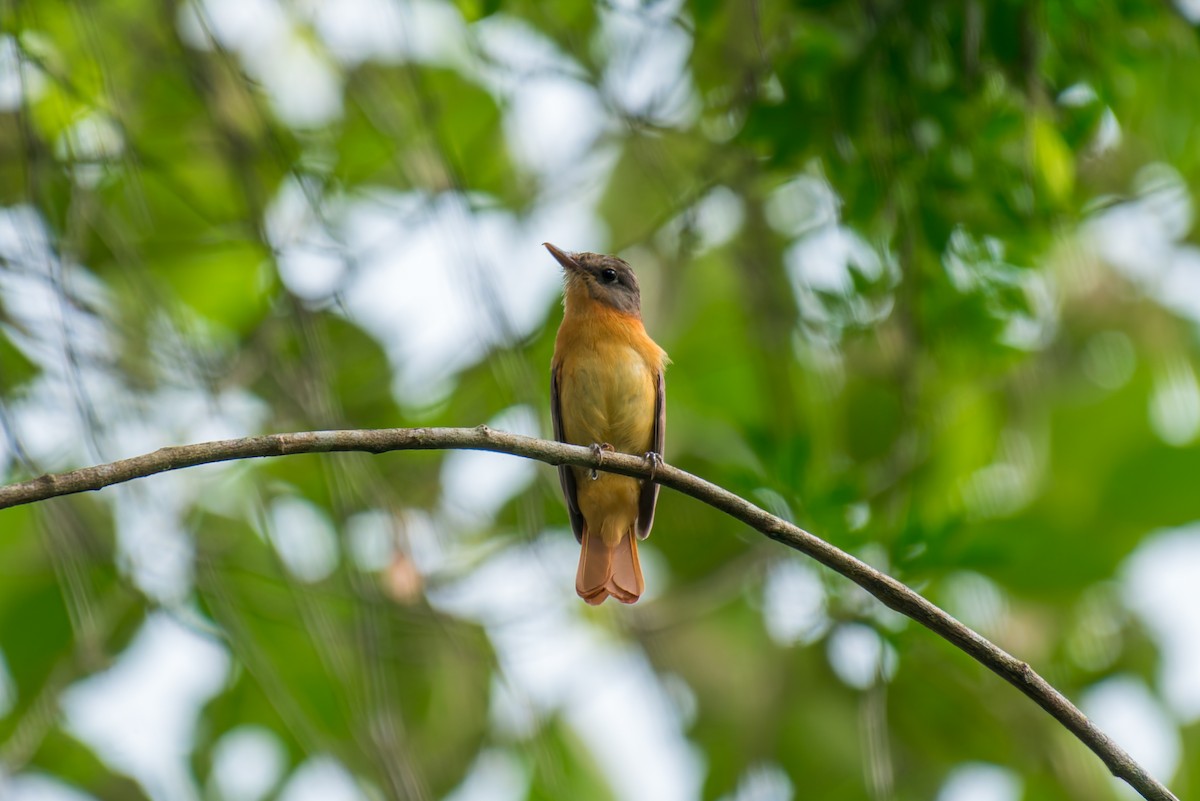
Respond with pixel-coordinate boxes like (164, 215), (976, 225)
(576, 526), (644, 605)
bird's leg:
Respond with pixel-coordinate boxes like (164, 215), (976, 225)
(589, 443), (614, 480)
(643, 451), (663, 481)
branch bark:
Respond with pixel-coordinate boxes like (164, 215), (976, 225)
(0, 426), (1179, 801)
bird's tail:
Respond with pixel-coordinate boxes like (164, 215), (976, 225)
(576, 524), (643, 605)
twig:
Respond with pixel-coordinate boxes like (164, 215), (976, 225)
(0, 425), (1180, 801)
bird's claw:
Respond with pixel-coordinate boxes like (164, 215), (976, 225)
(589, 443), (614, 481)
(643, 451), (663, 481)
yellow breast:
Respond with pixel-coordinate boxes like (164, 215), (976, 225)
(557, 342), (656, 452)
(553, 300), (665, 454)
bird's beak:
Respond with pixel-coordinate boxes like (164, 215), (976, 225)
(543, 242), (582, 274)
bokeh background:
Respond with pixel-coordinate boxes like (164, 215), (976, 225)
(3, 1), (1200, 799)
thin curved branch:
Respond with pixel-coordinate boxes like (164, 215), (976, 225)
(0, 426), (1179, 801)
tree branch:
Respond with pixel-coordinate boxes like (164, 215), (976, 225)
(0, 426), (1179, 801)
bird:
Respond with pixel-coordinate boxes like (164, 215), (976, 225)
(545, 242), (668, 605)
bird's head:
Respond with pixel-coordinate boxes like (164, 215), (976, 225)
(544, 242), (641, 317)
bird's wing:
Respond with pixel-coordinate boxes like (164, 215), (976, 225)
(551, 364), (586, 543)
(636, 369), (665, 540)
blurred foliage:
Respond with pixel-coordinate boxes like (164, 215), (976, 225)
(2, 0), (1200, 800)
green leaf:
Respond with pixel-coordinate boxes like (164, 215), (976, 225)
(151, 239), (270, 333)
(28, 728), (151, 801)
(1033, 116), (1075, 206)
(0, 327), (40, 389)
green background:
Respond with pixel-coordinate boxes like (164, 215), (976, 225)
(2, 1), (1200, 799)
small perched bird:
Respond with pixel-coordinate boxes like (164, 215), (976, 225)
(546, 243), (668, 605)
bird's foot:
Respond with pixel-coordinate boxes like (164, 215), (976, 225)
(643, 451), (664, 481)
(589, 443), (614, 480)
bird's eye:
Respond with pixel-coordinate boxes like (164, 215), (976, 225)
(601, 268), (618, 284)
